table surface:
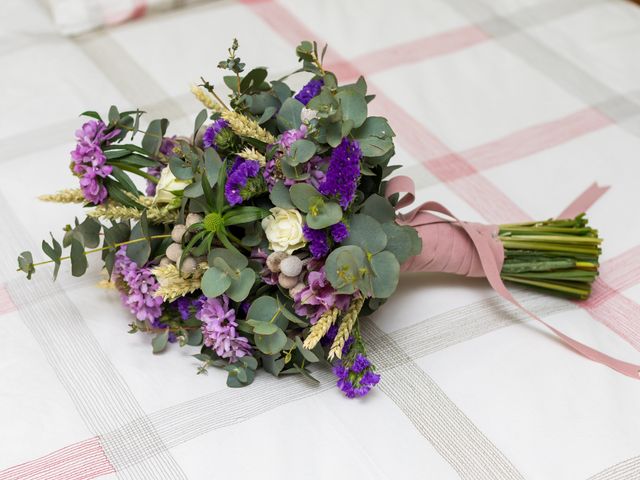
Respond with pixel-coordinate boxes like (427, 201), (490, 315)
(1, 0), (640, 479)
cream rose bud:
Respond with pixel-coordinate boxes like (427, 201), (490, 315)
(154, 166), (191, 204)
(261, 207), (306, 254)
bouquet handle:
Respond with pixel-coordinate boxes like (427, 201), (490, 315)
(387, 175), (640, 380)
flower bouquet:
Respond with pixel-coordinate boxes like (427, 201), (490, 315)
(17, 40), (639, 398)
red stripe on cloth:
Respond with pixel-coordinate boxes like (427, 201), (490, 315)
(0, 285), (16, 315)
(241, 0), (640, 347)
(0, 437), (114, 480)
(325, 25), (488, 81)
(599, 245), (640, 294)
(583, 285), (640, 351)
(427, 108), (612, 180)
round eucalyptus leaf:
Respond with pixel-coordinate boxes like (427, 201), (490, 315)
(226, 268), (255, 302)
(381, 223), (421, 264)
(254, 328), (288, 355)
(208, 247), (248, 270)
(306, 201), (342, 229)
(370, 250), (400, 298)
(336, 88), (367, 128)
(281, 161), (311, 181)
(325, 245), (366, 294)
(201, 266), (231, 298)
(289, 183), (321, 212)
(342, 214), (387, 254)
(362, 194), (396, 223)
(270, 180), (294, 209)
(251, 321), (279, 335)
(287, 139), (316, 166)
(247, 296), (288, 330)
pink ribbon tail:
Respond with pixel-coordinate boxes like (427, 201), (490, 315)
(386, 175), (639, 380)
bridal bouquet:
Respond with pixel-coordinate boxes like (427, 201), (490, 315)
(19, 40), (631, 398)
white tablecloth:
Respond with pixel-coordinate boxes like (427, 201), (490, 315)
(1, 0), (640, 478)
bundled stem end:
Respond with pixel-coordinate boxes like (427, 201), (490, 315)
(499, 214), (601, 300)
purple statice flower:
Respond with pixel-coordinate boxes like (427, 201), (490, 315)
(321, 324), (339, 347)
(302, 225), (329, 259)
(172, 297), (194, 321)
(71, 120), (120, 204)
(112, 247), (163, 323)
(318, 138), (362, 209)
(197, 295), (251, 363)
(145, 136), (176, 196)
(263, 158), (279, 190)
(333, 353), (381, 399)
(294, 78), (324, 106)
(279, 125), (308, 150)
(330, 222), (349, 243)
(294, 267), (350, 324)
(224, 158), (261, 206)
(202, 119), (229, 150)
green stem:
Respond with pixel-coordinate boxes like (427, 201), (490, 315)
(25, 234), (171, 270)
(110, 162), (160, 183)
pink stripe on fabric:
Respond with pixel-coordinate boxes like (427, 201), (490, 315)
(325, 25), (488, 81)
(0, 437), (115, 480)
(599, 245), (640, 293)
(0, 285), (16, 315)
(428, 108), (612, 181)
(241, 0), (640, 353)
(104, 0), (148, 26)
(584, 285), (640, 351)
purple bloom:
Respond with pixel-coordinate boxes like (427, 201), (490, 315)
(294, 78), (324, 106)
(293, 267), (350, 323)
(330, 222), (349, 243)
(197, 295), (251, 363)
(321, 324), (339, 347)
(75, 120), (120, 145)
(71, 120), (119, 204)
(318, 138), (362, 209)
(172, 297), (194, 321)
(302, 225), (329, 259)
(279, 125), (308, 149)
(224, 158), (261, 206)
(203, 119), (229, 150)
(113, 247), (163, 323)
(333, 353), (381, 399)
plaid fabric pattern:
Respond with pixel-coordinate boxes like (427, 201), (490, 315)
(1, 0), (640, 478)
(46, 0), (215, 35)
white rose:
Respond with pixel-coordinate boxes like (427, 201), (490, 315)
(261, 207), (306, 254)
(154, 166), (191, 204)
(300, 107), (318, 124)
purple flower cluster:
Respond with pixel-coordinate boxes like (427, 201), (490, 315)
(293, 267), (350, 323)
(113, 247), (163, 323)
(203, 119), (229, 150)
(318, 137), (362, 209)
(333, 354), (381, 398)
(294, 78), (324, 106)
(302, 225), (329, 258)
(330, 222), (349, 243)
(196, 295), (251, 363)
(225, 158), (261, 206)
(279, 125), (308, 149)
(71, 120), (119, 204)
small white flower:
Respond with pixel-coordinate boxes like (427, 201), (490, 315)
(300, 107), (318, 124)
(261, 207), (306, 254)
(154, 166), (191, 204)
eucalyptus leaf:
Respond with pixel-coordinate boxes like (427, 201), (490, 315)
(254, 328), (287, 355)
(142, 119), (165, 156)
(193, 109), (208, 139)
(201, 266), (231, 297)
(169, 157), (194, 180)
(361, 194), (396, 223)
(226, 268), (255, 302)
(335, 88), (367, 128)
(325, 245), (366, 294)
(306, 201), (342, 229)
(342, 214), (387, 254)
(370, 250), (400, 298)
(289, 183), (320, 212)
(208, 247), (248, 270)
(70, 238), (88, 277)
(287, 139), (316, 166)
(270, 180), (294, 209)
(152, 330), (169, 353)
(276, 97), (303, 132)
(17, 251), (35, 279)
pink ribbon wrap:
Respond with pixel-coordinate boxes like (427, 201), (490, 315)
(386, 175), (640, 380)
